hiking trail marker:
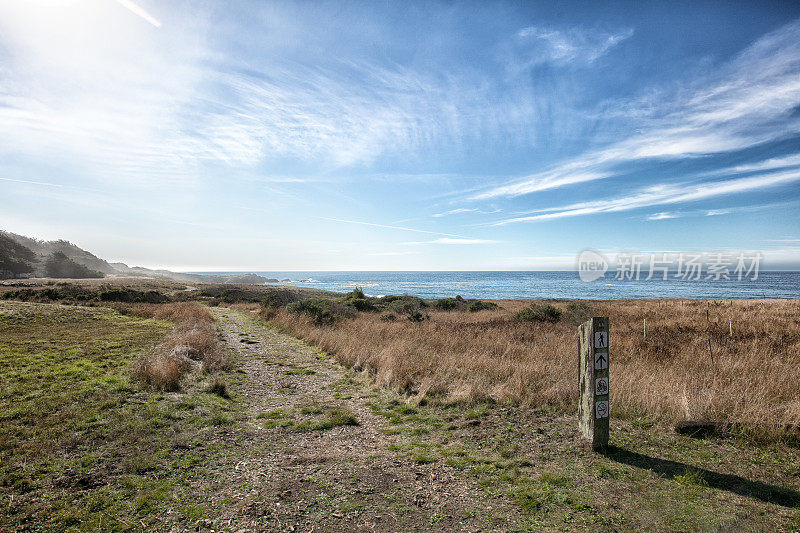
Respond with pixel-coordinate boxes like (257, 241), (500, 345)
(579, 317), (610, 450)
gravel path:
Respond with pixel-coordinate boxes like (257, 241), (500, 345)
(199, 307), (519, 532)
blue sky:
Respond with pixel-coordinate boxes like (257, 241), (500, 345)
(1, 0), (799, 270)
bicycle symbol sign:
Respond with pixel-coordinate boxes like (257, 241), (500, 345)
(595, 377), (609, 396)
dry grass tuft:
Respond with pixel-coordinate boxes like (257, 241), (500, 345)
(269, 299), (800, 441)
(132, 302), (225, 390)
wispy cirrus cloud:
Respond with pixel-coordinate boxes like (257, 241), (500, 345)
(646, 212), (680, 221)
(318, 217), (466, 238)
(643, 199), (798, 221)
(403, 238), (499, 245)
(512, 26), (633, 67)
(432, 207), (501, 218)
(476, 19), (800, 201)
(492, 168), (800, 224)
(0, 3), (545, 185)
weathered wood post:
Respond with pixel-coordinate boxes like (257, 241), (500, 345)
(578, 317), (610, 450)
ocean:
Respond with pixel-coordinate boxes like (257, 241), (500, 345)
(190, 271), (800, 300)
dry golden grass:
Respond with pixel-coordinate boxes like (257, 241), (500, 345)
(269, 299), (800, 439)
(131, 302), (225, 389)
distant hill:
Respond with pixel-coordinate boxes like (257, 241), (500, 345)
(0, 233), (37, 278)
(109, 262), (272, 284)
(0, 229), (270, 284)
(1, 230), (117, 276)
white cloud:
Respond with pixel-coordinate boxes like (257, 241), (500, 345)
(403, 238), (499, 245)
(368, 251), (421, 256)
(477, 19), (800, 200)
(0, 3), (545, 186)
(513, 26), (633, 67)
(646, 212), (679, 220)
(432, 208), (480, 218)
(319, 217), (466, 238)
(492, 168), (800, 224)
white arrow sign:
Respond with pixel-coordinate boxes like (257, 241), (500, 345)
(594, 351), (608, 370)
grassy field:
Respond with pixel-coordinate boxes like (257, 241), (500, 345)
(2, 280), (800, 530)
(268, 297), (800, 442)
(0, 301), (239, 531)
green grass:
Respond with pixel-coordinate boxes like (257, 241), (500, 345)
(0, 301), (239, 531)
(365, 389), (800, 531)
(294, 407), (359, 432)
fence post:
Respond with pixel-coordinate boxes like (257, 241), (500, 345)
(578, 317), (610, 450)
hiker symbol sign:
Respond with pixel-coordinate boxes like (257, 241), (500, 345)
(594, 331), (608, 348)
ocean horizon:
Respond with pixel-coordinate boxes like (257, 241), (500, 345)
(187, 270), (800, 300)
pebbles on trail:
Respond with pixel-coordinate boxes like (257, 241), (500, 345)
(202, 308), (522, 532)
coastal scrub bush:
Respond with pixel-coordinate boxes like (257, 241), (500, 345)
(516, 303), (562, 322)
(99, 288), (169, 304)
(467, 300), (498, 312)
(2, 285), (97, 302)
(199, 286), (264, 303)
(262, 288), (297, 309)
(434, 298), (461, 311)
(564, 302), (593, 324)
(340, 288), (376, 312)
(387, 296), (429, 322)
(287, 298), (355, 325)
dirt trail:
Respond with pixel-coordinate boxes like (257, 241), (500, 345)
(202, 307), (521, 532)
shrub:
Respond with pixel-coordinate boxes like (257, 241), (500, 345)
(379, 313), (397, 322)
(388, 297), (429, 322)
(516, 304), (562, 322)
(467, 300), (498, 312)
(340, 288), (376, 312)
(262, 289), (297, 309)
(434, 298), (461, 311)
(351, 287), (365, 299)
(219, 288), (245, 303)
(2, 285), (97, 302)
(99, 289), (168, 303)
(287, 298), (355, 325)
(199, 286), (265, 303)
(565, 302), (593, 324)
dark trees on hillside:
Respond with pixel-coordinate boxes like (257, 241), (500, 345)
(44, 251), (104, 279)
(0, 234), (36, 278)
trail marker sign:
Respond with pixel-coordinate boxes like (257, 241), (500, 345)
(594, 331), (608, 349)
(579, 317), (610, 450)
(594, 351), (608, 370)
(595, 377), (609, 395)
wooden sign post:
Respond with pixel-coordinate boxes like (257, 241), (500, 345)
(578, 317), (610, 450)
